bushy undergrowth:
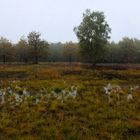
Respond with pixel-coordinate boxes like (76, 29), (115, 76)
(0, 65), (139, 140)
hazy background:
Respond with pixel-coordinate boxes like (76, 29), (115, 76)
(0, 0), (139, 43)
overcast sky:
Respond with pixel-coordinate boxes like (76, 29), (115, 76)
(0, 0), (139, 43)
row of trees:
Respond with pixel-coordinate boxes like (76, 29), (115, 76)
(0, 32), (49, 64)
(0, 35), (79, 63)
(104, 38), (140, 63)
(0, 36), (140, 64)
(48, 38), (140, 63)
(0, 9), (140, 64)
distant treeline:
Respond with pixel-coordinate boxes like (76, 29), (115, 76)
(48, 38), (140, 63)
(0, 35), (140, 64)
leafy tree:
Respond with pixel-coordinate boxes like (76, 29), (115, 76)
(28, 31), (41, 64)
(0, 37), (14, 63)
(74, 9), (111, 65)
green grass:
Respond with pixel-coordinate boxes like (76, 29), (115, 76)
(0, 64), (139, 140)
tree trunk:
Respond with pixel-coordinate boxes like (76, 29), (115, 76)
(91, 61), (97, 68)
(92, 62), (96, 67)
(3, 55), (6, 64)
(34, 55), (38, 64)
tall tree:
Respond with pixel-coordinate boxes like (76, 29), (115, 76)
(28, 31), (41, 64)
(74, 9), (111, 65)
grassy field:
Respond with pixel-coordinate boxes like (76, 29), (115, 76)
(0, 64), (140, 140)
